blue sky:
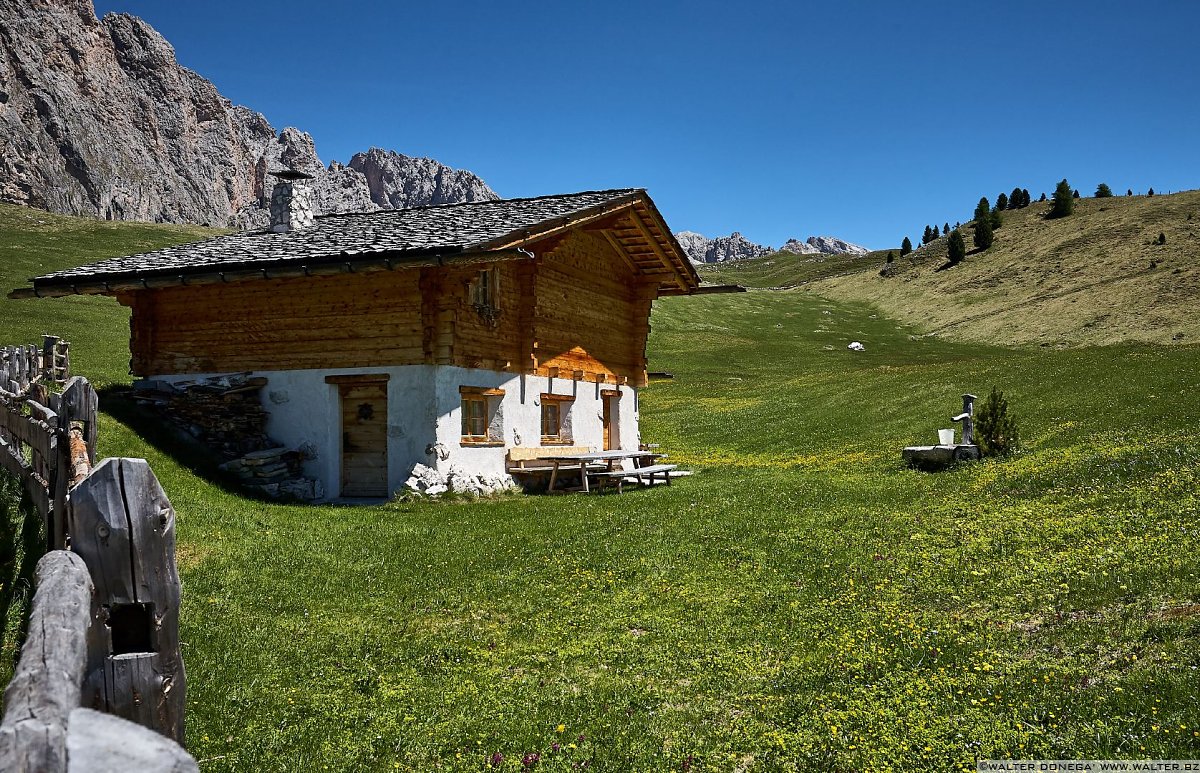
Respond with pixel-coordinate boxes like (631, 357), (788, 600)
(93, 0), (1200, 249)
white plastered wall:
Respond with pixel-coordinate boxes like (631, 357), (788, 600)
(151, 365), (640, 500)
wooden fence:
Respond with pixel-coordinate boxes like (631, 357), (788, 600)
(0, 338), (195, 771)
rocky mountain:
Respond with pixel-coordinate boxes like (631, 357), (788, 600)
(677, 231), (869, 263)
(675, 231), (773, 264)
(779, 239), (820, 255)
(803, 236), (869, 256)
(0, 0), (496, 228)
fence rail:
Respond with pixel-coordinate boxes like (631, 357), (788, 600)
(0, 337), (194, 771)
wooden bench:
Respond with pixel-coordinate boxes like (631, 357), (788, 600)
(587, 462), (677, 492)
(506, 446), (593, 473)
(626, 463), (677, 486)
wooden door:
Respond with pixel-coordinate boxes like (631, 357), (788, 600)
(338, 380), (388, 497)
(602, 393), (618, 450)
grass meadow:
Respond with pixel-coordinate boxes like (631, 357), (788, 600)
(1, 207), (1199, 770)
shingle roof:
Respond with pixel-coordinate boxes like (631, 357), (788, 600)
(29, 188), (646, 287)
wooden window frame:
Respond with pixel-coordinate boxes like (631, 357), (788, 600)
(540, 393), (574, 445)
(469, 268), (501, 325)
(460, 385), (505, 446)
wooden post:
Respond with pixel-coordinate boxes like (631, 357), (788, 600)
(41, 335), (59, 382)
(67, 459), (186, 744)
(0, 551), (93, 773)
(61, 376), (98, 465)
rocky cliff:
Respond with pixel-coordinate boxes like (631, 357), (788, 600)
(803, 236), (869, 256)
(0, 0), (496, 228)
(676, 231), (774, 264)
(678, 231), (869, 263)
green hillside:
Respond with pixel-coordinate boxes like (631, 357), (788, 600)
(0, 203), (221, 385)
(809, 191), (1198, 347)
(0, 206), (1198, 770)
(697, 248), (890, 288)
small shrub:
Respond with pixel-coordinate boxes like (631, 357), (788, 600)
(975, 386), (1020, 457)
(1148, 187), (1155, 197)
(1157, 232), (1167, 245)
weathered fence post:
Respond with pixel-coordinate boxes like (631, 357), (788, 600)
(67, 458), (186, 744)
(0, 551), (93, 772)
(41, 335), (59, 383)
(60, 377), (97, 467)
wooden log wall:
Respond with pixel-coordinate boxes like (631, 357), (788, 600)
(123, 271), (425, 375)
(532, 229), (650, 386)
(122, 227), (658, 386)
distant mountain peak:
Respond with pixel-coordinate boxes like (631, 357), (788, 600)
(676, 231), (868, 263)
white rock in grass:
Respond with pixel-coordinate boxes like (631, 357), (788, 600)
(848, 341), (865, 351)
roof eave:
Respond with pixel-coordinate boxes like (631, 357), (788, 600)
(9, 247), (533, 300)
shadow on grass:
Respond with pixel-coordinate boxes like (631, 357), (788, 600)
(0, 476), (48, 675)
(97, 386), (267, 502)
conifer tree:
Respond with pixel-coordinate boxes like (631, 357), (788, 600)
(996, 192), (1009, 211)
(974, 214), (994, 250)
(901, 236), (913, 256)
(1009, 187), (1022, 209)
(947, 229), (966, 264)
(922, 225), (932, 244)
(1039, 192), (1047, 202)
(943, 223), (950, 235)
(1021, 189), (1031, 207)
(974, 197), (991, 222)
(1073, 189), (1080, 199)
(989, 208), (1003, 230)
(1148, 187), (1155, 197)
(1050, 179), (1073, 217)
(1127, 188), (1133, 196)
(1095, 183), (1113, 198)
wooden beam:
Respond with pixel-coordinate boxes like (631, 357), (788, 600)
(324, 374), (391, 385)
(627, 207), (689, 292)
(601, 231), (640, 277)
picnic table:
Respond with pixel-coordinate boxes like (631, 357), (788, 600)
(542, 450), (676, 494)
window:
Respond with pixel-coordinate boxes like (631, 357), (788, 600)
(469, 268), (501, 327)
(470, 268), (499, 309)
(540, 394), (573, 444)
(460, 386), (504, 445)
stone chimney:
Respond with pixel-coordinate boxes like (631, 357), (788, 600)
(268, 170), (315, 233)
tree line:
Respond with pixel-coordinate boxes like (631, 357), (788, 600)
(899, 179), (1164, 267)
